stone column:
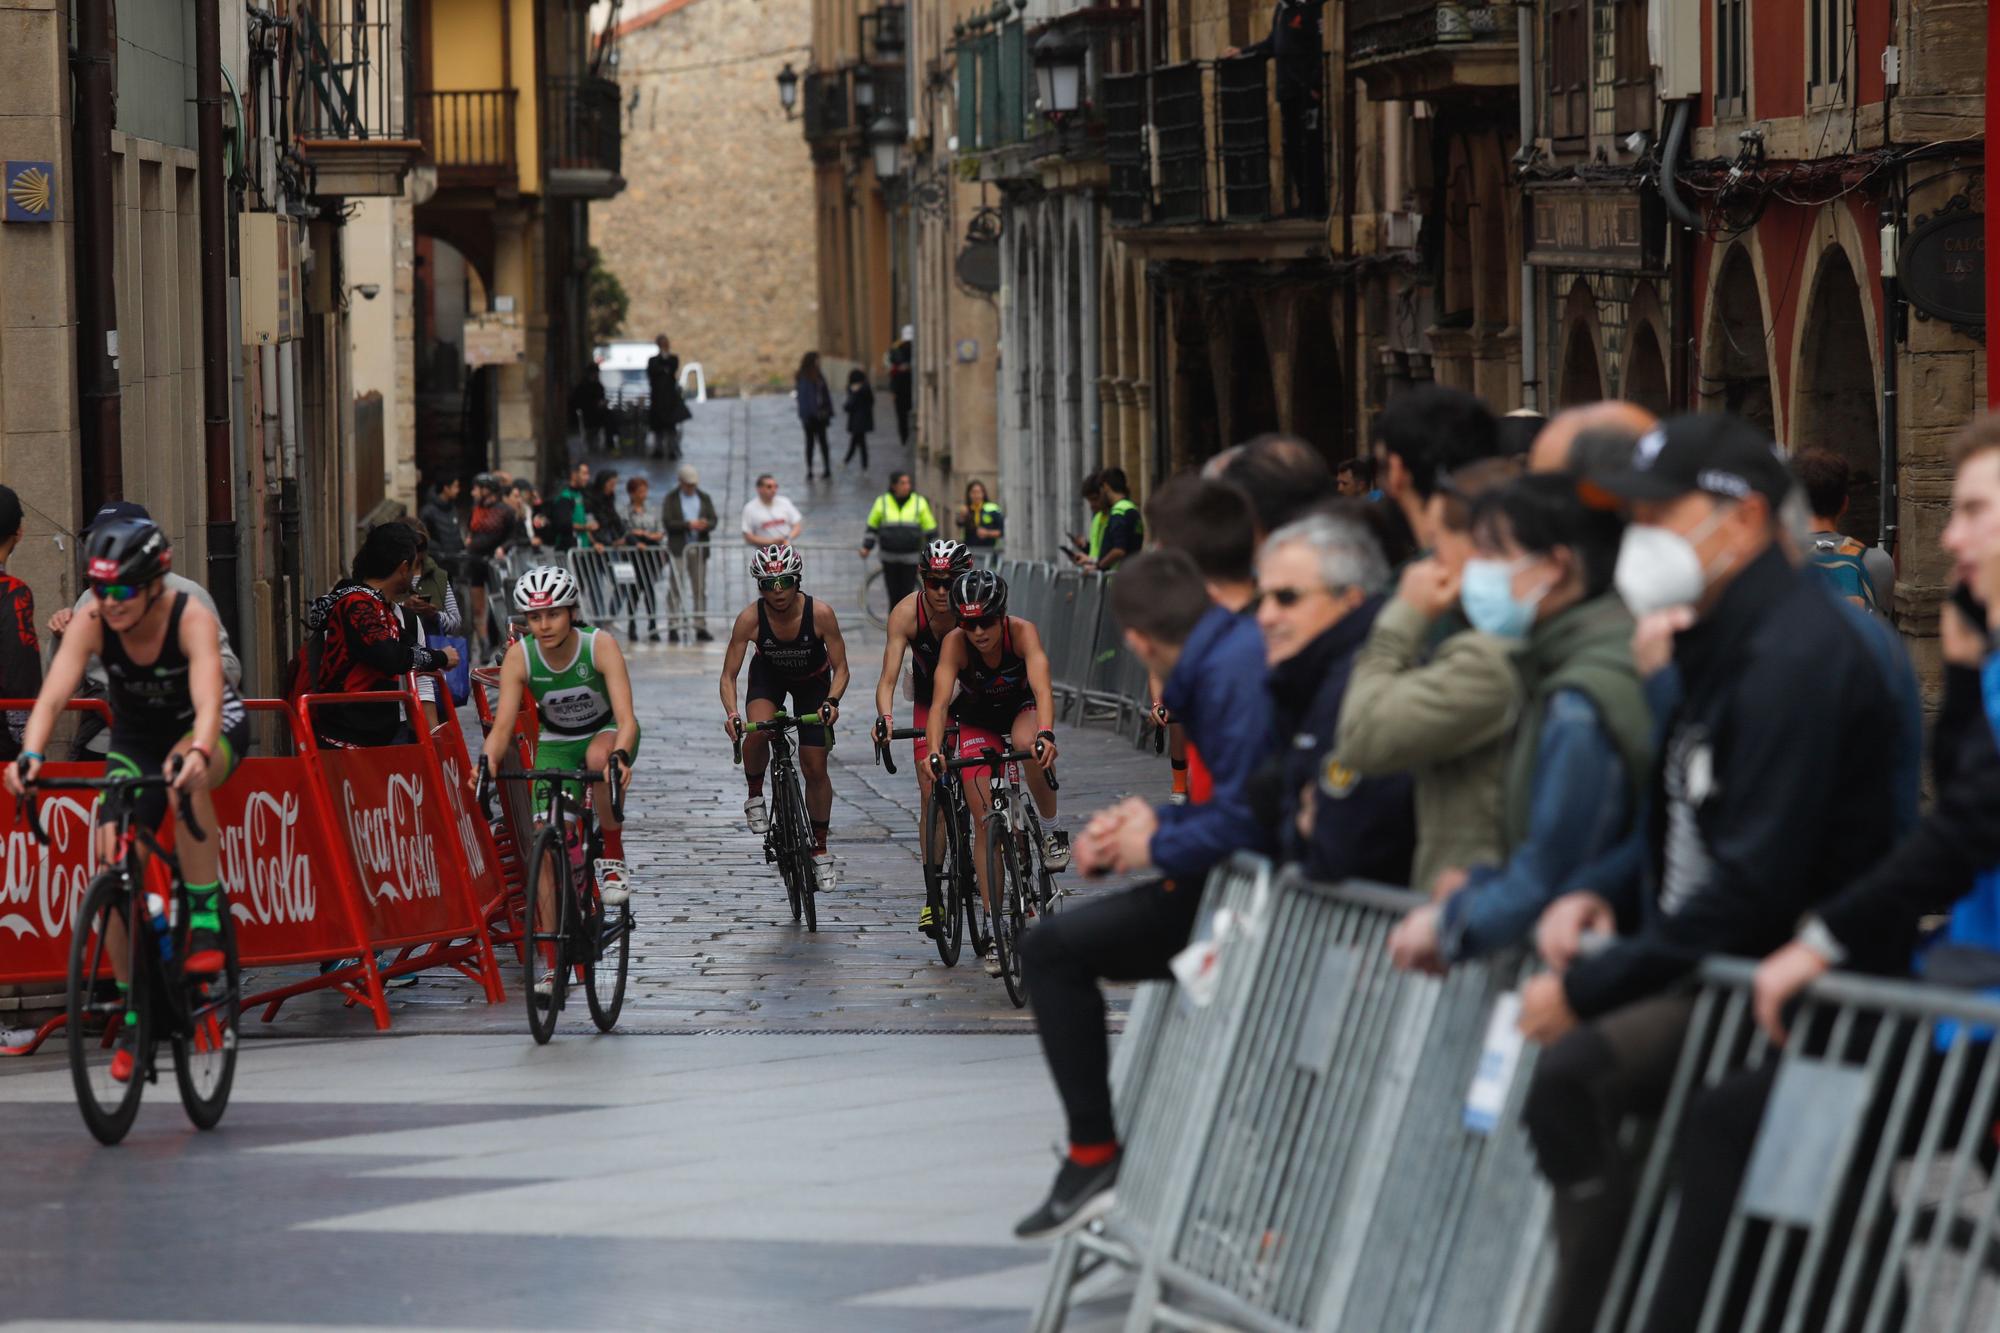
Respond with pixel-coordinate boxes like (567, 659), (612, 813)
(492, 205), (537, 481)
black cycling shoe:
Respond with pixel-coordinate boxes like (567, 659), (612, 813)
(1014, 1151), (1121, 1240)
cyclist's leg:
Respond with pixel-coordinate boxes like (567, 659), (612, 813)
(955, 721), (1003, 915)
(1011, 705), (1058, 820)
(791, 677), (833, 857)
(584, 728), (638, 904)
(169, 722), (247, 973)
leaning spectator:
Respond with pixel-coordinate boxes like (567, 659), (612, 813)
(0, 485), (41, 761)
(1016, 548), (1275, 1241)
(1370, 386), (1500, 550)
(1252, 508), (1413, 882)
(1065, 471), (1107, 566)
(1211, 433), (1338, 540)
(1333, 455), (1379, 500)
(1083, 467), (1143, 573)
(1527, 399), (1656, 478)
(1334, 456), (1520, 897)
(1386, 473), (1652, 973)
(396, 516), (461, 636)
(307, 522), (458, 750)
(1515, 413), (1907, 1333)
(1791, 446), (1894, 612)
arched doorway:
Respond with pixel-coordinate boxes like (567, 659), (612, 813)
(1288, 291), (1345, 462)
(1227, 296), (1281, 443)
(1556, 281), (1605, 407)
(1703, 246), (1774, 435)
(1793, 247), (1882, 541)
(1623, 321), (1670, 417)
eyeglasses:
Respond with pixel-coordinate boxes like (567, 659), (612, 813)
(1259, 585), (1331, 609)
(960, 614), (1002, 631)
(92, 581), (144, 604)
(758, 575), (799, 592)
(922, 578), (954, 591)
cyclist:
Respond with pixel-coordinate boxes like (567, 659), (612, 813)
(4, 518), (245, 1081)
(924, 569), (1066, 973)
(872, 538), (973, 936)
(720, 542), (850, 893)
(477, 566), (640, 1002)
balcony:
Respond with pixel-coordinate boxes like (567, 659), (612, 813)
(416, 90), (519, 191)
(291, 2), (422, 197)
(545, 76), (625, 199)
(802, 69), (852, 144)
(1348, 0), (1520, 102)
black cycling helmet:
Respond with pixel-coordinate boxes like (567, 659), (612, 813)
(949, 568), (1007, 620)
(919, 538), (973, 579)
(84, 517), (171, 588)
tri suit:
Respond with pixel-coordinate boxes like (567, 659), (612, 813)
(522, 627), (639, 813)
(747, 595), (834, 747)
(948, 616), (1036, 774)
(909, 593), (947, 764)
(100, 591), (248, 830)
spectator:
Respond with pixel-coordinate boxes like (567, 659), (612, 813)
(1527, 399), (1656, 478)
(50, 501), (242, 759)
(1222, 0), (1328, 216)
(666, 463), (719, 642)
(860, 470), (939, 610)
(1209, 433), (1339, 541)
(1370, 386), (1500, 550)
(0, 485), (41, 762)
(1252, 508), (1413, 882)
(420, 476), (467, 571)
(1385, 473), (1652, 972)
(509, 479), (544, 548)
(1334, 456), (1521, 900)
(1065, 471), (1107, 567)
(958, 479), (1004, 551)
(796, 351), (835, 480)
(394, 516), (461, 637)
(621, 474), (668, 643)
(464, 473), (520, 656)
(307, 522), (458, 750)
(742, 473), (804, 548)
(1516, 413), (1906, 1333)
(1791, 446), (1894, 613)
(646, 334), (691, 460)
(887, 325), (915, 445)
(842, 368), (875, 470)
(551, 460), (597, 551)
(1497, 408), (1549, 458)
(1333, 456), (1378, 500)
(588, 470), (628, 547)
(1084, 468), (1143, 573)
(567, 373), (610, 458)
(1016, 548), (1275, 1240)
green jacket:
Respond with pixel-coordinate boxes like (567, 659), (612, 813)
(864, 491), (937, 560)
(1334, 596), (1518, 896)
(1502, 593), (1653, 848)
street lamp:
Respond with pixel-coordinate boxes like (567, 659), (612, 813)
(853, 63), (876, 112)
(1033, 28), (1088, 118)
(776, 62), (800, 119)
(867, 111), (905, 181)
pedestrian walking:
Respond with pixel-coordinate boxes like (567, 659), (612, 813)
(742, 473), (804, 548)
(957, 479), (1004, 551)
(795, 352), (834, 479)
(860, 471), (938, 610)
(842, 368), (875, 470)
(647, 334), (692, 459)
(1223, 0), (1329, 216)
(0, 485), (42, 763)
(887, 325), (914, 445)
(666, 463), (719, 642)
(621, 475), (669, 642)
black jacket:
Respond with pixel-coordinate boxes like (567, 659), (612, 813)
(844, 382), (876, 434)
(1564, 548), (1903, 1018)
(1253, 598), (1415, 885)
(420, 490), (466, 558)
(1240, 0), (1328, 102)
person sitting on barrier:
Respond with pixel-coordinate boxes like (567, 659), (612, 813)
(307, 522), (460, 751)
(1512, 414), (1908, 1333)
(478, 564), (641, 1002)
(1384, 474), (1653, 974)
(721, 542), (850, 893)
(1250, 507), (1415, 884)
(1013, 549), (1276, 1241)
(874, 537), (973, 938)
(1331, 456), (1518, 905)
(924, 568), (1067, 960)
(6, 518), (247, 1080)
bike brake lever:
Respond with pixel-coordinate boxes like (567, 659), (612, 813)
(18, 790), (47, 847)
(177, 789), (207, 843)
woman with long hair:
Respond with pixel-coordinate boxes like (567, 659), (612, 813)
(958, 479), (1004, 550)
(795, 352), (834, 480)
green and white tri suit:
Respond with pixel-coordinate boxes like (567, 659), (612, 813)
(523, 628), (639, 811)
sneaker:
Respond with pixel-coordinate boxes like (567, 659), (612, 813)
(1013, 1152), (1122, 1240)
(596, 858), (632, 907)
(110, 1024), (138, 1083)
(695, 628), (715, 643)
(812, 852), (837, 893)
(744, 797), (770, 834)
(984, 946), (1003, 978)
(533, 975), (556, 1006)
(918, 903), (938, 938)
(1041, 829), (1072, 871)
(184, 928), (226, 977)
(1166, 791), (1190, 807)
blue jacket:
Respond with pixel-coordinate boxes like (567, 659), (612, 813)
(795, 374), (833, 424)
(1258, 599), (1414, 884)
(1149, 604), (1276, 880)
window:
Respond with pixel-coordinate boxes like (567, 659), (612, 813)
(1550, 0), (1589, 146)
(1714, 0), (1747, 117)
(1807, 0), (1850, 106)
(1612, 0), (1653, 135)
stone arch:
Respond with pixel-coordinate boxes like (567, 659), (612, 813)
(1792, 243), (1883, 541)
(1556, 279), (1606, 407)
(1621, 280), (1672, 415)
(1700, 242), (1776, 437)
(1227, 295), (1282, 445)
(1288, 288), (1345, 462)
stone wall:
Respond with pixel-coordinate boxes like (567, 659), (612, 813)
(596, 0), (818, 393)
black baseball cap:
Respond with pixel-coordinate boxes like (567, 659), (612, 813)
(87, 500), (152, 531)
(1593, 413), (1790, 508)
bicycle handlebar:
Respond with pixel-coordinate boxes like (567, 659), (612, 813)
(731, 711), (836, 766)
(938, 745), (1060, 792)
(14, 764), (205, 844)
(872, 723), (931, 775)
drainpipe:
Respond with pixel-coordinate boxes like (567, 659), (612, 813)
(197, 0), (240, 639)
(1515, 1), (1537, 411)
(1878, 203), (1899, 559)
(1657, 100), (1701, 409)
(76, 0), (122, 514)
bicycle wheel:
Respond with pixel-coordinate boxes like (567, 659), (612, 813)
(985, 821), (1028, 1008)
(787, 770), (819, 934)
(961, 804), (990, 959)
(925, 790), (963, 967)
(863, 567), (891, 629)
(68, 871), (148, 1145)
(584, 885), (630, 1034)
(772, 769), (805, 924)
(173, 901), (240, 1131)
(523, 827), (568, 1045)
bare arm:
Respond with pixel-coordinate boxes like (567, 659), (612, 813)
(819, 600), (851, 712)
(718, 605), (758, 718)
(1018, 620), (1058, 755)
(15, 603), (101, 764)
(478, 642), (530, 774)
(593, 632), (643, 760)
(177, 602), (227, 776)
(875, 599), (915, 722)
(924, 634), (966, 763)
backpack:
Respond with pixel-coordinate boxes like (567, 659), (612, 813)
(1808, 534), (1879, 614)
(281, 626), (325, 711)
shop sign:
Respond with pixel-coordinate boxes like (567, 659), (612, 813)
(1900, 207), (1983, 329)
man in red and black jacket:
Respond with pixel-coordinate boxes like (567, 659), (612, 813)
(0, 486), (42, 762)
(307, 522), (457, 749)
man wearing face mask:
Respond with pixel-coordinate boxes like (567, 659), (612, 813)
(1509, 413), (1905, 1333)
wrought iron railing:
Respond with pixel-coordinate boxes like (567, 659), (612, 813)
(416, 90), (517, 185)
(1152, 62), (1207, 224)
(546, 75), (622, 174)
(293, 1), (415, 141)
(1350, 0), (1519, 60)
(1103, 73), (1147, 224)
(803, 69), (851, 140)
(1214, 58), (1272, 221)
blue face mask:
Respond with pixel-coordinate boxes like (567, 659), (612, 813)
(1460, 557), (1546, 639)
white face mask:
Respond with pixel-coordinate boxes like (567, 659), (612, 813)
(1614, 507), (1731, 616)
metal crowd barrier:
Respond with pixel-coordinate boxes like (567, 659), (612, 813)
(706, 540), (891, 636)
(1038, 858), (2000, 1332)
(566, 545), (696, 640)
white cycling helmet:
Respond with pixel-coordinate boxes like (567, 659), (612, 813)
(514, 564), (581, 613)
(749, 542), (804, 581)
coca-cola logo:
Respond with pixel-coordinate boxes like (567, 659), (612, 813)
(341, 773), (442, 905)
(435, 753), (490, 880)
(0, 794), (99, 941)
(220, 789), (318, 926)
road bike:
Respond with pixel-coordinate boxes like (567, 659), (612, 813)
(946, 743), (1062, 1008)
(479, 753), (632, 1045)
(861, 563), (892, 629)
(875, 723), (985, 967)
(18, 766), (240, 1145)
(733, 710), (833, 933)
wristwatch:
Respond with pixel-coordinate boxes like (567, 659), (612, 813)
(1797, 915), (1849, 967)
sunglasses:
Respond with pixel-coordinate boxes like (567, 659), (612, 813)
(960, 614), (1002, 631)
(758, 575), (799, 592)
(922, 577), (954, 591)
(1259, 585), (1328, 609)
(92, 581), (144, 604)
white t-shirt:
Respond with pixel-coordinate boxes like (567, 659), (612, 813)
(741, 495), (802, 543)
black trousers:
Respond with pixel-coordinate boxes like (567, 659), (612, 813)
(803, 420), (831, 475)
(892, 381), (912, 444)
(845, 431), (869, 467)
(881, 560), (918, 613)
(1022, 877), (1205, 1146)
(1279, 95), (1327, 216)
